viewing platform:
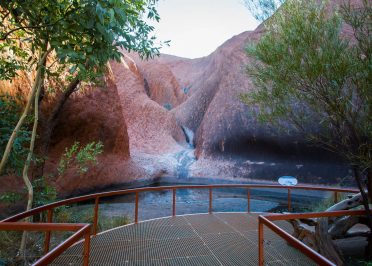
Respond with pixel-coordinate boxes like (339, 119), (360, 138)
(51, 213), (314, 266)
(0, 184), (362, 265)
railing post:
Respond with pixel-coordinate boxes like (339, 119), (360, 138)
(135, 192), (139, 223)
(93, 197), (100, 235)
(334, 191), (338, 204)
(247, 188), (251, 213)
(83, 229), (91, 266)
(172, 188), (176, 216)
(209, 188), (213, 214)
(287, 188), (291, 212)
(258, 217), (264, 266)
(43, 209), (53, 254)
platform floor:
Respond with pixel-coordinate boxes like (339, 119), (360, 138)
(52, 213), (315, 265)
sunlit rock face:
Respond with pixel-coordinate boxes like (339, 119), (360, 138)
(109, 54), (186, 155)
(134, 59), (187, 109)
(168, 29), (302, 159)
(0, 0), (359, 203)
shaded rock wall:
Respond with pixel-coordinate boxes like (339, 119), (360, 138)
(50, 70), (129, 158)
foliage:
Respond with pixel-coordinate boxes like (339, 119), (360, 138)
(241, 0), (371, 171)
(243, 0), (284, 22)
(54, 205), (130, 232)
(0, 231), (22, 265)
(303, 194), (348, 213)
(0, 0), (165, 82)
(0, 191), (22, 204)
(0, 39), (28, 80)
(0, 94), (31, 174)
(0, 230), (45, 266)
(98, 215), (131, 232)
(54, 205), (93, 223)
(32, 177), (57, 207)
(0, 0), (166, 176)
(58, 141), (104, 175)
(0, 176), (57, 207)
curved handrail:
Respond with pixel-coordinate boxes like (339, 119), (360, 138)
(0, 183), (360, 265)
(0, 222), (91, 266)
(2, 184), (358, 223)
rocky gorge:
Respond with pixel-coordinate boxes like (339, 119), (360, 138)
(0, 0), (357, 203)
(46, 30), (351, 196)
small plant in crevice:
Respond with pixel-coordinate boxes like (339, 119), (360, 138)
(183, 85), (191, 94)
(57, 141), (104, 176)
(163, 102), (172, 111)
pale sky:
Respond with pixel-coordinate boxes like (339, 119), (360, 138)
(151, 0), (259, 59)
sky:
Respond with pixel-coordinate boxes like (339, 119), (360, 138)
(151, 0), (259, 59)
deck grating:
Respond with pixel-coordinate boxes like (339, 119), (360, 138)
(51, 213), (315, 266)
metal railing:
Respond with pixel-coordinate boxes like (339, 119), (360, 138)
(0, 184), (358, 265)
(0, 222), (91, 266)
(258, 210), (369, 266)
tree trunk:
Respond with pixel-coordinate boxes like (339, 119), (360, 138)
(353, 166), (372, 259)
(17, 47), (48, 263)
(289, 193), (368, 265)
(367, 169), (372, 204)
(0, 49), (50, 175)
(315, 218), (344, 265)
(33, 78), (80, 178)
(353, 167), (372, 226)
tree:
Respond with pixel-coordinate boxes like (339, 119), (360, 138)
(1, 0), (164, 260)
(240, 0), (371, 262)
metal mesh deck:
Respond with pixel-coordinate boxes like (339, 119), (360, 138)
(51, 213), (315, 266)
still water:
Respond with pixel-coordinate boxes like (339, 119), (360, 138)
(77, 177), (331, 223)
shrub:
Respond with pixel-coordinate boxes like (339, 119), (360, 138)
(0, 94), (31, 175)
(58, 141), (103, 175)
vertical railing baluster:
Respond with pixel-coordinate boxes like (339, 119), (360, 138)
(172, 188), (176, 216)
(83, 228), (91, 266)
(334, 191), (338, 204)
(135, 192), (139, 223)
(247, 188), (251, 213)
(43, 208), (53, 254)
(258, 218), (264, 266)
(93, 197), (100, 235)
(288, 188), (291, 212)
(209, 188), (213, 213)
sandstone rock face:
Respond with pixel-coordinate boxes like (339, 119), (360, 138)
(0, 0), (359, 205)
(50, 70), (129, 158)
(167, 29), (299, 160)
(173, 30), (267, 158)
(109, 55), (186, 154)
(46, 69), (143, 196)
(170, 0), (363, 160)
(134, 58), (187, 109)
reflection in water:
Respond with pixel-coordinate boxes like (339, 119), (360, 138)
(99, 188), (279, 221)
